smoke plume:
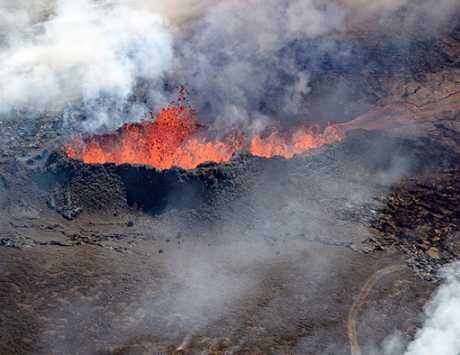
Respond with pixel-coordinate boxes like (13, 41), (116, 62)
(403, 262), (460, 355)
(171, 0), (460, 131)
(173, 0), (345, 131)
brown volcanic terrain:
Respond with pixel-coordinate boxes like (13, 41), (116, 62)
(1, 17), (460, 355)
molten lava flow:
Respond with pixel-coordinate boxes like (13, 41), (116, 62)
(249, 126), (343, 159)
(66, 103), (344, 170)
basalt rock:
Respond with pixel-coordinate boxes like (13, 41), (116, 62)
(372, 169), (460, 277)
(43, 151), (249, 215)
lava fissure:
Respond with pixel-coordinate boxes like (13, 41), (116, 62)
(66, 102), (344, 170)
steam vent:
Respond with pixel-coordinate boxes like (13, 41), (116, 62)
(2, 1), (460, 354)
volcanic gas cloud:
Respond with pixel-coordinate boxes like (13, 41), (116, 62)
(66, 93), (344, 170)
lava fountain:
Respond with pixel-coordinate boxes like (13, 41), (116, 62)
(65, 97), (345, 170)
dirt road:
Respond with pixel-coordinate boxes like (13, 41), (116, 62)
(348, 265), (406, 355)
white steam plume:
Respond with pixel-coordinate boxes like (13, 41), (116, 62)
(127, 0), (217, 26)
(0, 0), (172, 129)
(404, 262), (460, 355)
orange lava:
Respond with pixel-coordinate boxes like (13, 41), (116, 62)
(65, 103), (344, 170)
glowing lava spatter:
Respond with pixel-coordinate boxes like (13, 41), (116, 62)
(65, 100), (344, 170)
